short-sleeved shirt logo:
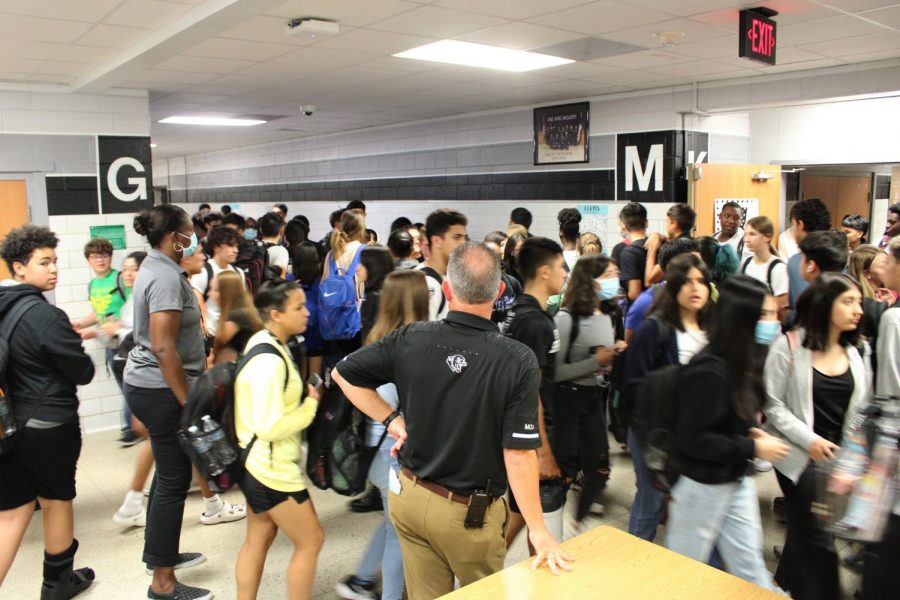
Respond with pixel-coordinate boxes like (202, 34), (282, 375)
(446, 354), (468, 373)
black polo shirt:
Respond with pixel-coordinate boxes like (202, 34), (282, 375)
(502, 294), (559, 424)
(335, 310), (541, 495)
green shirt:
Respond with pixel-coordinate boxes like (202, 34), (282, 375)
(89, 269), (129, 321)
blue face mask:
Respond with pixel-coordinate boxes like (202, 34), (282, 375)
(176, 232), (199, 257)
(755, 320), (781, 345)
(243, 228), (257, 241)
(596, 278), (620, 301)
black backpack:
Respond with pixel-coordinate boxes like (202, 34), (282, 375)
(177, 343), (289, 490)
(741, 257), (784, 295)
(233, 240), (273, 295)
(305, 383), (387, 497)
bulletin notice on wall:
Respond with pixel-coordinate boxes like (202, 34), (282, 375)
(714, 198), (759, 229)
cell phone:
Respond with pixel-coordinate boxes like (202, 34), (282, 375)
(464, 490), (491, 529)
(307, 373), (323, 388)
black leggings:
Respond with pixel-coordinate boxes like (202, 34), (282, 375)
(775, 466), (840, 600)
(863, 513), (900, 599)
(552, 383), (610, 488)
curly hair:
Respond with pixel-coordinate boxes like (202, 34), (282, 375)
(790, 198), (831, 233)
(1, 225), (59, 271)
(83, 238), (113, 259)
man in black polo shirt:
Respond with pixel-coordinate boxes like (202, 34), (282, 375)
(333, 242), (571, 600)
(500, 237), (567, 549)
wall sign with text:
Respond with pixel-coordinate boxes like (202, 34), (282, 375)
(533, 102), (590, 165)
(616, 130), (708, 203)
(739, 9), (777, 66)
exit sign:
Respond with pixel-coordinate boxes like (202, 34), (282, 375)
(739, 9), (777, 65)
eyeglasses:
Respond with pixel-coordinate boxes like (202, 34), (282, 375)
(88, 254), (111, 261)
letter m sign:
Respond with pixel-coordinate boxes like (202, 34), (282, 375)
(624, 144), (663, 192)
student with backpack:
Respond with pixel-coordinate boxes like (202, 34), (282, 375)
(417, 209), (469, 321)
(210, 271), (262, 365)
(553, 254), (627, 521)
(358, 247), (394, 343)
(234, 281), (322, 600)
(191, 225), (245, 336)
(763, 274), (870, 600)
(0, 225), (96, 599)
(502, 238), (568, 547)
(259, 212), (289, 280)
(320, 210), (367, 368)
(335, 269), (430, 600)
(125, 206), (213, 600)
(292, 242), (325, 383)
(617, 202), (650, 306)
(664, 276), (789, 589)
(740, 216), (789, 320)
(622, 254), (712, 542)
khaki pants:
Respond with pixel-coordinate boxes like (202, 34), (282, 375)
(388, 470), (509, 600)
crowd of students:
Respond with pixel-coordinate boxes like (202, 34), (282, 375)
(0, 196), (898, 600)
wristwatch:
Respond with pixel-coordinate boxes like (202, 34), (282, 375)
(382, 410), (401, 428)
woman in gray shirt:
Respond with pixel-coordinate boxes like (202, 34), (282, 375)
(553, 254), (627, 522)
(124, 205), (212, 600)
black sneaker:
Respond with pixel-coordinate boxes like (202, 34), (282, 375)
(335, 576), (376, 600)
(40, 566), (95, 600)
(120, 429), (142, 448)
(147, 582), (213, 600)
(145, 553), (206, 576)
(349, 487), (382, 513)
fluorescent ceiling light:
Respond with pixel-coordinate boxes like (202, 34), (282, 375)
(149, 143), (157, 148)
(158, 116), (266, 127)
(393, 40), (573, 72)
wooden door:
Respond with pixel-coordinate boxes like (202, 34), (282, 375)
(0, 181), (30, 279)
(801, 175), (871, 228)
(690, 164), (783, 239)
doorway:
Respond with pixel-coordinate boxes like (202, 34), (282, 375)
(0, 180), (31, 279)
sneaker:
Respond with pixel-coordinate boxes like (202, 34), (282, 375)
(147, 581), (213, 600)
(773, 496), (787, 522)
(349, 487), (382, 513)
(589, 502), (605, 516)
(40, 566), (95, 600)
(145, 552), (206, 576)
(200, 501), (246, 525)
(113, 506), (146, 527)
(120, 429), (143, 448)
(335, 576), (376, 600)
(754, 459), (773, 473)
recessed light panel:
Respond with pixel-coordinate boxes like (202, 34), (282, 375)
(158, 116), (266, 127)
(393, 40), (573, 72)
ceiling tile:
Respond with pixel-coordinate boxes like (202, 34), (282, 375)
(0, 57), (44, 74)
(103, 0), (193, 29)
(528, 1), (672, 36)
(823, 0), (900, 12)
(432, 0), (589, 20)
(77, 24), (149, 48)
(183, 38), (296, 61)
(671, 34), (742, 59)
(458, 22), (584, 50)
(754, 57), (844, 73)
(30, 61), (93, 77)
(799, 30), (900, 56)
(0, 0), (125, 23)
(367, 5), (506, 38)
(313, 28), (435, 54)
(858, 5), (900, 28)
(0, 39), (67, 60)
(691, 2), (842, 28)
(134, 69), (222, 85)
(56, 44), (119, 64)
(265, 0), (419, 27)
(774, 46), (831, 63)
(218, 16), (321, 46)
(269, 47), (377, 69)
(594, 48), (697, 69)
(153, 55), (255, 74)
(779, 15), (888, 46)
(599, 18), (734, 48)
(624, 1), (746, 18)
(641, 59), (746, 78)
(0, 15), (93, 44)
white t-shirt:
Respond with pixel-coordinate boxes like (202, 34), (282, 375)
(563, 249), (578, 271)
(676, 329), (708, 365)
(266, 243), (289, 273)
(778, 229), (800, 261)
(415, 262), (448, 321)
(742, 255), (789, 296)
(190, 260), (245, 334)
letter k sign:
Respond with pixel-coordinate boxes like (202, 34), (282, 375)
(625, 144), (663, 192)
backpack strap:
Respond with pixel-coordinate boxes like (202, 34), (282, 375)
(766, 258), (783, 295)
(741, 256), (753, 274)
(115, 270), (127, 300)
(647, 314), (673, 368)
(420, 266), (447, 316)
(0, 296), (45, 342)
(563, 310), (580, 364)
(737, 237), (745, 258)
(237, 343), (290, 391)
(202, 262), (214, 301)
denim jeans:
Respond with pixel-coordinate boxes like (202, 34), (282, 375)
(665, 475), (774, 590)
(124, 383), (193, 568)
(355, 443), (404, 600)
(107, 347), (133, 431)
(627, 427), (665, 541)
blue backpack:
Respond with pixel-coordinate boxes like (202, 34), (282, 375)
(319, 246), (363, 341)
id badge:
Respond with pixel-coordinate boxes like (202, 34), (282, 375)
(388, 466), (401, 496)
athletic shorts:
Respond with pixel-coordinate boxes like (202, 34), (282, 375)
(0, 421), (82, 510)
(239, 470), (309, 514)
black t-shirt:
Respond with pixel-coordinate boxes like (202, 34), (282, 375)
(812, 368), (854, 444)
(223, 308), (255, 354)
(335, 311), (541, 494)
(611, 240), (629, 265)
(360, 290), (381, 343)
(618, 238), (647, 294)
(502, 294), (560, 423)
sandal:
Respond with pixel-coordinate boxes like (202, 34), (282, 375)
(200, 501), (246, 525)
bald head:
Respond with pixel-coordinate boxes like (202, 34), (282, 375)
(447, 241), (501, 305)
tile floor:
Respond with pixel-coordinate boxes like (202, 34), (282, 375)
(4, 430), (861, 599)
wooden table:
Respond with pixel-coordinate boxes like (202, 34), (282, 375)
(441, 526), (783, 599)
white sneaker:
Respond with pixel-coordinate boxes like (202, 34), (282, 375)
(755, 459), (774, 473)
(200, 501), (246, 525)
(113, 506), (146, 527)
(589, 502), (605, 516)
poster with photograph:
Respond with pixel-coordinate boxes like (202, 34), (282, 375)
(534, 102), (589, 165)
(714, 198), (759, 230)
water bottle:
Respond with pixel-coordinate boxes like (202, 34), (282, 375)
(0, 393), (16, 438)
(201, 415), (237, 469)
(188, 425), (222, 476)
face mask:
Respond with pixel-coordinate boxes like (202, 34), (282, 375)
(175, 232), (199, 257)
(243, 228), (257, 241)
(755, 320), (781, 345)
(596, 278), (620, 301)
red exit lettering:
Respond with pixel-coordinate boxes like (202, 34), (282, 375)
(747, 19), (775, 57)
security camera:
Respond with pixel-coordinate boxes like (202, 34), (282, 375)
(301, 104), (316, 116)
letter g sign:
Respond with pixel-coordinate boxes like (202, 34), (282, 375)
(107, 157), (147, 202)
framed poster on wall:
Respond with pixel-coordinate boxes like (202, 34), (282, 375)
(534, 102), (589, 165)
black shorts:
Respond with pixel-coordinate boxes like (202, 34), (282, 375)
(0, 421), (82, 510)
(239, 470), (310, 514)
